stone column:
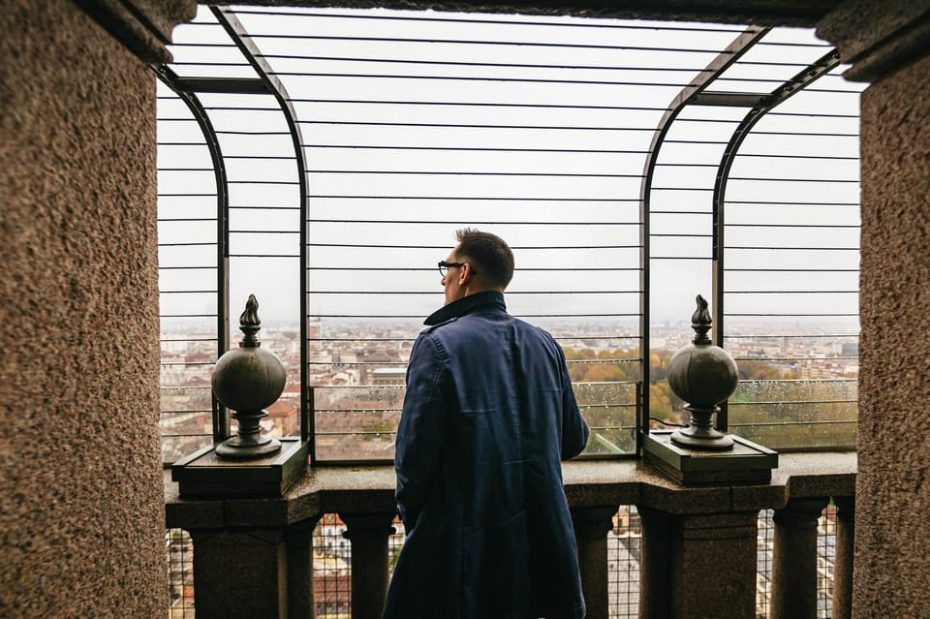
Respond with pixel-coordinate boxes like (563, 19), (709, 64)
(769, 497), (829, 619)
(340, 512), (396, 619)
(570, 506), (618, 619)
(817, 5), (930, 616)
(190, 528), (288, 619)
(639, 508), (759, 619)
(287, 517), (322, 619)
(832, 497), (854, 619)
(637, 507), (674, 619)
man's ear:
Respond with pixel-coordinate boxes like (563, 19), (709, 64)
(461, 262), (475, 284)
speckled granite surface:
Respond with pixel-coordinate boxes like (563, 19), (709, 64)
(0, 2), (165, 616)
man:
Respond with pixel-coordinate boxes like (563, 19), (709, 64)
(384, 229), (590, 619)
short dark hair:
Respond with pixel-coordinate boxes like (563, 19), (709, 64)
(454, 228), (515, 290)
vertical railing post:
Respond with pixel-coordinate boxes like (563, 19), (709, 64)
(832, 497), (855, 619)
(639, 507), (759, 618)
(769, 497), (829, 619)
(340, 512), (396, 619)
(287, 516), (322, 619)
(570, 506), (618, 619)
(189, 528), (288, 619)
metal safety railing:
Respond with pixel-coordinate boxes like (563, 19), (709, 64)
(156, 6), (862, 466)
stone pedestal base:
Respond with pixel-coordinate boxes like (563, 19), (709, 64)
(639, 508), (759, 619)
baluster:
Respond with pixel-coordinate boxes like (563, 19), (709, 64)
(340, 512), (396, 619)
(769, 497), (829, 619)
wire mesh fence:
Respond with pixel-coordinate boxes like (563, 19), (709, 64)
(166, 502), (841, 618)
(609, 505), (641, 618)
(755, 504), (838, 619)
(166, 529), (195, 618)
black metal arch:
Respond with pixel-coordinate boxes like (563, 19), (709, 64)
(153, 64), (232, 443)
(711, 48), (841, 432)
(638, 39), (843, 446)
(211, 6), (315, 460)
(637, 26), (769, 453)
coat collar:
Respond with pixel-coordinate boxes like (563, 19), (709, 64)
(424, 291), (507, 326)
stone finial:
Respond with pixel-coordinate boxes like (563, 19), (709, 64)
(239, 293), (261, 347)
(691, 294), (712, 345)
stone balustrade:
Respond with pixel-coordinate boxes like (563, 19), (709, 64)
(165, 453), (855, 619)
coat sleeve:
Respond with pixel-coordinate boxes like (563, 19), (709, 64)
(394, 334), (448, 530)
(556, 342), (589, 460)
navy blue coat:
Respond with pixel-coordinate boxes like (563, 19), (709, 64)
(385, 291), (590, 619)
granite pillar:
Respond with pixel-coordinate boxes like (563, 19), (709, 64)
(639, 507), (759, 619)
(571, 506), (618, 619)
(287, 517), (322, 619)
(190, 528), (288, 619)
(832, 497), (854, 619)
(769, 498), (828, 619)
(340, 512), (396, 619)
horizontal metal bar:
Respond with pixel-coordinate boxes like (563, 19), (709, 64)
(227, 180), (299, 185)
(159, 290), (218, 294)
(296, 120), (662, 130)
(305, 169), (645, 178)
(288, 98), (670, 113)
(157, 193), (216, 197)
(735, 378), (857, 383)
(158, 218), (216, 223)
(158, 265), (217, 270)
(724, 334), (858, 339)
(255, 54), (726, 73)
(728, 176), (859, 183)
(303, 144), (652, 154)
(651, 210), (710, 215)
(173, 77), (271, 94)
(306, 218), (639, 226)
(725, 246), (859, 250)
(214, 130), (290, 135)
(651, 233), (711, 238)
(307, 290), (639, 294)
(727, 420), (856, 428)
(306, 195), (639, 202)
(314, 403), (635, 413)
(222, 155), (296, 160)
(307, 313), (642, 318)
(727, 313), (859, 316)
(159, 432), (214, 438)
(161, 338), (217, 342)
(732, 356), (858, 360)
(651, 256), (713, 260)
(307, 335), (641, 341)
(305, 242), (640, 249)
(305, 380), (639, 388)
(228, 254), (300, 258)
(726, 268), (858, 272)
(725, 290), (858, 294)
(159, 314), (217, 318)
(160, 409), (213, 414)
(728, 200), (858, 206)
(157, 242), (216, 247)
(228, 229), (297, 234)
(737, 153), (858, 160)
(726, 223), (860, 228)
(232, 8), (747, 33)
(691, 91), (767, 106)
(273, 72), (710, 88)
(306, 266), (641, 271)
(229, 205), (300, 210)
(241, 34), (736, 54)
(728, 400), (857, 406)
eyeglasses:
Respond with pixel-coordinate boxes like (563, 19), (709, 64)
(438, 260), (466, 278)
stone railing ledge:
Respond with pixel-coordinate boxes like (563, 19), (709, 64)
(165, 451), (857, 530)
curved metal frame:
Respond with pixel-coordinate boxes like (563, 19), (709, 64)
(637, 27), (769, 453)
(153, 64), (232, 443)
(211, 7), (315, 460)
(710, 49), (841, 431)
